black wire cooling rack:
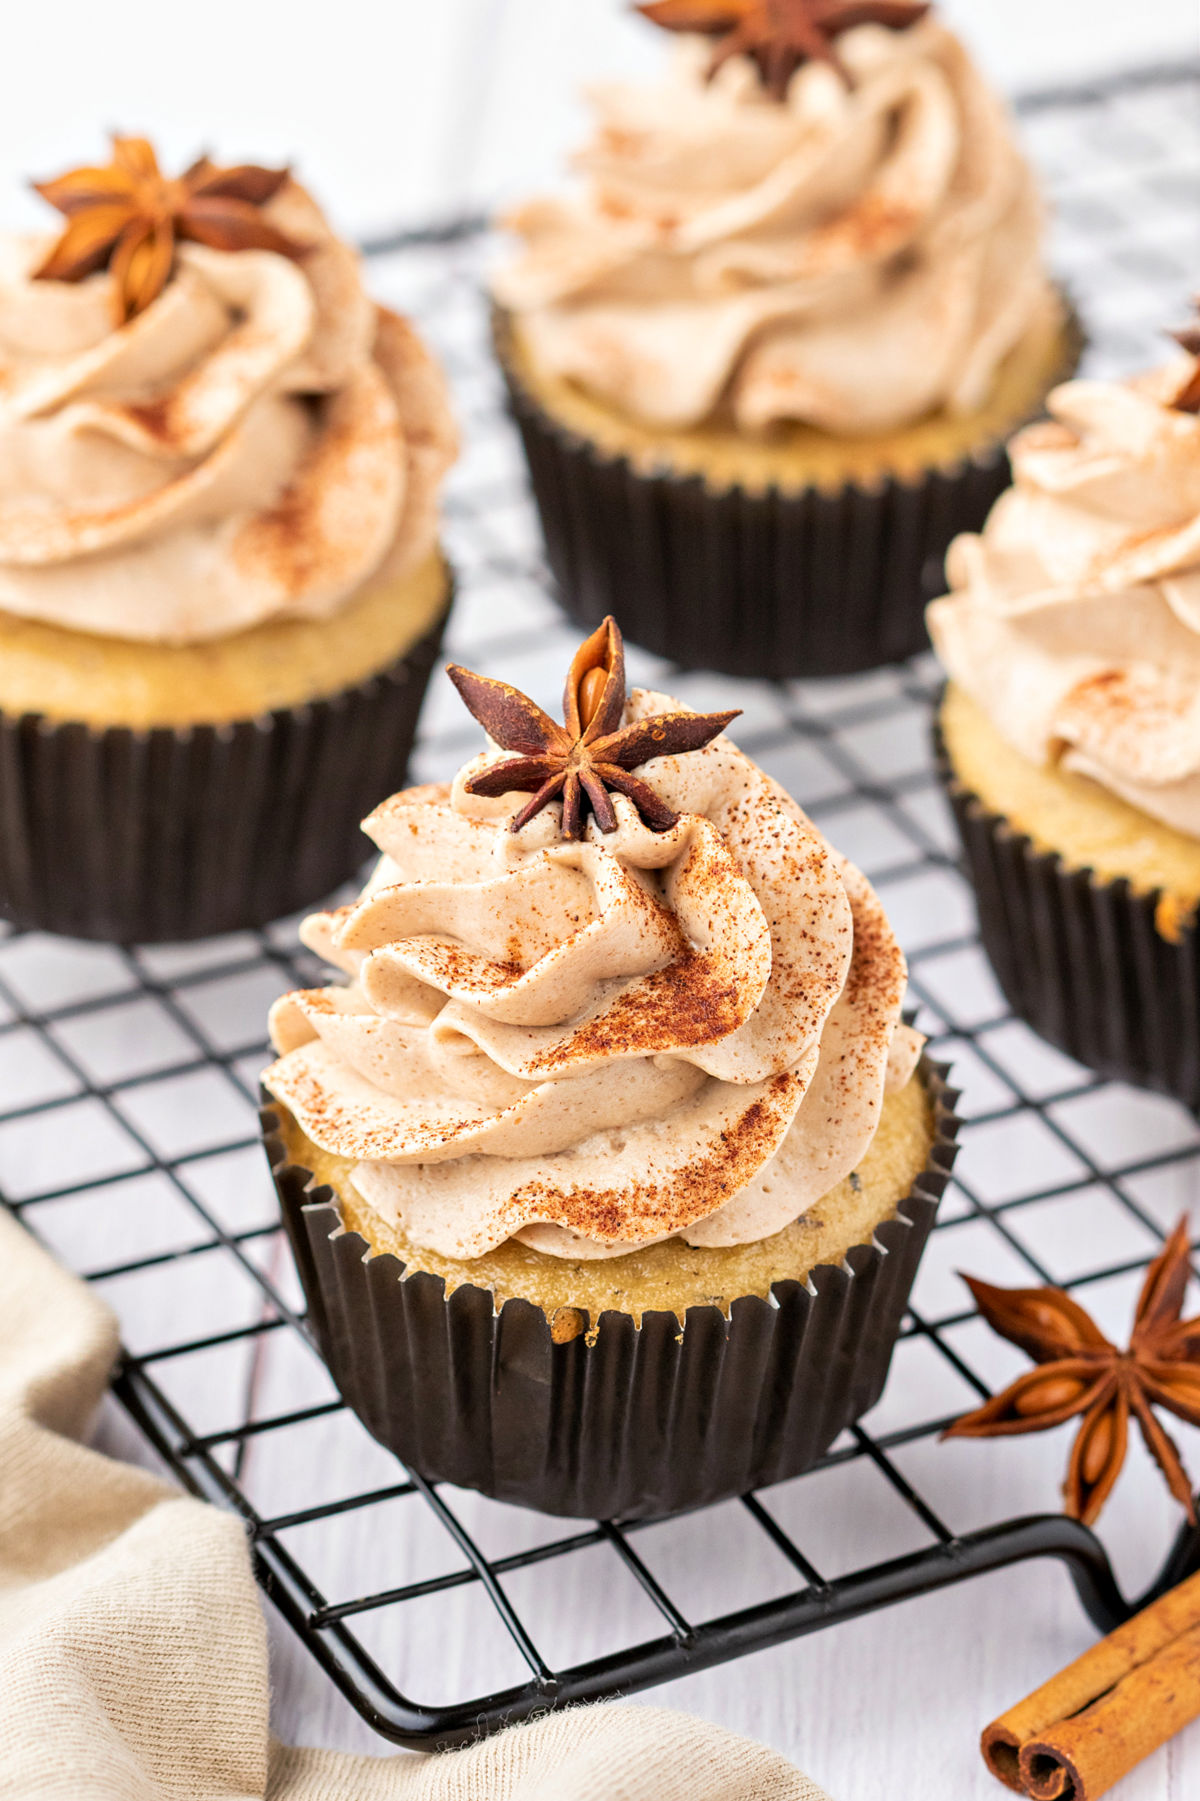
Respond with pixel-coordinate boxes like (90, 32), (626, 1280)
(2, 58), (1200, 1753)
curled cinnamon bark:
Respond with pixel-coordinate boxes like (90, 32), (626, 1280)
(982, 1568), (1200, 1797)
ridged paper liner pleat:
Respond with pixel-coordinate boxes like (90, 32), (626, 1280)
(495, 305), (1083, 680)
(263, 1057), (959, 1520)
(936, 720), (1200, 1108)
(0, 592), (450, 944)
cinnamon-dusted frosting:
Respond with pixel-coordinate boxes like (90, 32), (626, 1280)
(0, 181), (456, 643)
(493, 18), (1049, 435)
(929, 360), (1200, 837)
(263, 693), (921, 1260)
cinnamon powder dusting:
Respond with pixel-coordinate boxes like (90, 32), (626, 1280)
(567, 953), (745, 1060)
(502, 1071), (800, 1241)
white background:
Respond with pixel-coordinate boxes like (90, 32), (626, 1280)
(0, 0), (1194, 239)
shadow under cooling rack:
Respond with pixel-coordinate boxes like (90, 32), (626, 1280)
(1, 57), (1200, 1750)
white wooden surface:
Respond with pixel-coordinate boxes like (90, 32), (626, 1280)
(2, 6), (1199, 1797)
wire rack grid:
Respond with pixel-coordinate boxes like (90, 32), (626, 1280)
(2, 60), (1200, 1752)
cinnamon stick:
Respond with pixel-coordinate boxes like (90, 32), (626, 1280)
(982, 1568), (1200, 1798)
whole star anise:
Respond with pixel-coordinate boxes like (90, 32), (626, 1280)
(637, 0), (930, 100)
(1170, 298), (1200, 413)
(944, 1218), (1200, 1527)
(32, 135), (306, 325)
(446, 617), (739, 841)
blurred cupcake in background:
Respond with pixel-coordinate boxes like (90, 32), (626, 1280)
(0, 136), (457, 943)
(492, 1), (1079, 678)
(929, 322), (1200, 1107)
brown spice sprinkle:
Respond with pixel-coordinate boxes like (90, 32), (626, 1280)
(567, 953), (744, 1060)
(405, 941), (524, 994)
(798, 873), (904, 1142)
(277, 1051), (488, 1161)
(121, 396), (174, 442)
(120, 321), (274, 449)
(548, 829), (763, 1062)
(810, 191), (918, 261)
(234, 378), (393, 592)
(498, 1071), (800, 1242)
(1058, 669), (1194, 775)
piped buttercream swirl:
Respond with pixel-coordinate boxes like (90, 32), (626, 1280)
(493, 18), (1049, 434)
(928, 360), (1200, 837)
(263, 694), (920, 1259)
(0, 179), (456, 643)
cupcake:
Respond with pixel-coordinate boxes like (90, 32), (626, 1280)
(0, 136), (457, 943)
(261, 617), (958, 1517)
(490, 3), (1079, 680)
(928, 333), (1200, 1105)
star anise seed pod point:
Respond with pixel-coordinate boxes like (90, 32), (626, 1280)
(944, 1218), (1200, 1527)
(31, 134), (306, 325)
(637, 0), (930, 100)
(447, 617), (740, 842)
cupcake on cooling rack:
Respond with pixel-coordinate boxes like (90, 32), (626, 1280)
(0, 136), (457, 943)
(490, 0), (1079, 680)
(929, 321), (1200, 1107)
(261, 617), (958, 1518)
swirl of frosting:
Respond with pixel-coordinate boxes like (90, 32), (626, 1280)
(0, 180), (456, 643)
(928, 358), (1200, 835)
(492, 18), (1048, 434)
(263, 693), (920, 1259)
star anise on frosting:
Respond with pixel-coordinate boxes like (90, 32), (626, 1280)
(637, 0), (930, 100)
(446, 616), (739, 841)
(31, 134), (306, 325)
(1170, 298), (1200, 413)
(944, 1218), (1200, 1527)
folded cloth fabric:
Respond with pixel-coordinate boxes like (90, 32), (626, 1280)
(0, 1208), (826, 1801)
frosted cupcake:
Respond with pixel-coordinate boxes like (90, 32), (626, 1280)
(929, 333), (1200, 1104)
(491, 3), (1078, 678)
(262, 618), (957, 1516)
(0, 137), (456, 942)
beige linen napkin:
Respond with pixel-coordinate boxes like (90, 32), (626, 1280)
(0, 1209), (826, 1801)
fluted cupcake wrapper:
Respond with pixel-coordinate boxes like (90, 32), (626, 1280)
(0, 592), (451, 945)
(495, 304), (1083, 680)
(936, 720), (1200, 1108)
(263, 1057), (959, 1520)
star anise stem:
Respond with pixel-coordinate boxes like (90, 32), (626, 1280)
(637, 0), (929, 100)
(446, 617), (740, 842)
(944, 1218), (1200, 1526)
(31, 135), (306, 325)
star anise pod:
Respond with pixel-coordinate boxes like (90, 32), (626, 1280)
(446, 617), (739, 842)
(637, 0), (930, 100)
(1170, 297), (1200, 413)
(32, 134), (306, 325)
(944, 1218), (1200, 1527)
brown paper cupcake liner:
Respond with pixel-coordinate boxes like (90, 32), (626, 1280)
(263, 1055), (959, 1520)
(935, 719), (1200, 1108)
(0, 588), (451, 945)
(495, 304), (1083, 680)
